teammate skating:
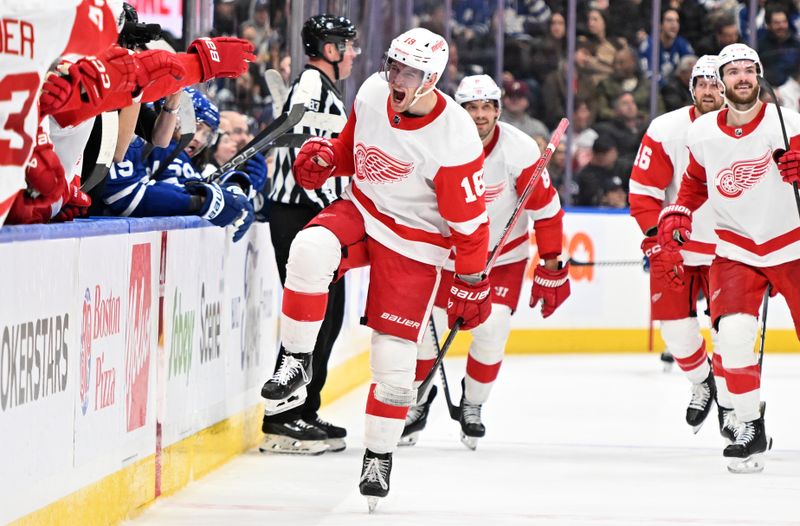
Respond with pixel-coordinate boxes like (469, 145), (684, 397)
(261, 28), (492, 510)
(658, 43), (800, 473)
(259, 418), (328, 455)
(398, 385), (437, 446)
(629, 55), (725, 432)
(402, 74), (569, 451)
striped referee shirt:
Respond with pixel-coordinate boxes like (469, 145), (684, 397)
(268, 66), (348, 210)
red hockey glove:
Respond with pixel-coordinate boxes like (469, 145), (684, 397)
(529, 264), (570, 318)
(187, 37), (256, 82)
(54, 179), (91, 222)
(5, 191), (56, 224)
(39, 73), (74, 117)
(69, 45), (138, 106)
(134, 49), (186, 92)
(447, 275), (492, 330)
(657, 204), (692, 251)
(775, 149), (800, 185)
(25, 126), (66, 204)
(293, 137), (336, 189)
(641, 237), (684, 289)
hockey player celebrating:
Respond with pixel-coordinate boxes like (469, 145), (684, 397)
(401, 75), (569, 450)
(657, 43), (800, 473)
(260, 14), (359, 457)
(629, 55), (726, 434)
(259, 28), (491, 511)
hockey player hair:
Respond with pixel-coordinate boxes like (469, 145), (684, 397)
(302, 14), (357, 81)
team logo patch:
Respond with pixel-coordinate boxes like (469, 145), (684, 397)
(484, 181), (506, 203)
(714, 149), (772, 198)
(651, 292), (662, 303)
(354, 143), (414, 184)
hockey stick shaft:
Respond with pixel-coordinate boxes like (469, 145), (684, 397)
(758, 78), (800, 221)
(567, 257), (643, 267)
(207, 103), (306, 182)
(428, 317), (460, 420)
(416, 118), (569, 403)
(759, 285), (770, 369)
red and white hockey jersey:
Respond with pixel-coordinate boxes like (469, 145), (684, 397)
(678, 103), (800, 267)
(629, 105), (717, 267)
(330, 73), (489, 275)
(0, 0), (118, 223)
(443, 121), (563, 271)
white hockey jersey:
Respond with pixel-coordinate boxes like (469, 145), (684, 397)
(334, 73), (489, 275)
(629, 105), (717, 267)
(681, 103), (800, 267)
(444, 121), (562, 271)
(0, 0), (119, 224)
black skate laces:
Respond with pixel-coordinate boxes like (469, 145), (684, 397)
(462, 401), (482, 424)
(271, 354), (307, 385)
(688, 382), (712, 410)
(361, 457), (389, 490)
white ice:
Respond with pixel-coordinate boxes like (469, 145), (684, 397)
(127, 354), (800, 526)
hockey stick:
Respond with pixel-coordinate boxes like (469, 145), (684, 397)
(758, 77), (800, 221)
(153, 91), (196, 180)
(264, 68), (287, 117)
(206, 102), (306, 183)
(758, 285), (771, 369)
(416, 118), (570, 403)
(81, 111), (119, 193)
(429, 317), (460, 420)
(567, 257), (643, 267)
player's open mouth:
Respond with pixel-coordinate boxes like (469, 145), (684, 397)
(392, 89), (406, 104)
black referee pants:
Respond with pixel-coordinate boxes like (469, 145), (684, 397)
(264, 202), (346, 425)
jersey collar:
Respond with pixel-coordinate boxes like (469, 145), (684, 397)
(689, 105), (697, 122)
(386, 90), (447, 130)
(483, 124), (501, 156)
(716, 102), (767, 139)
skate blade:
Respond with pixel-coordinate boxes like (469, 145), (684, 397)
(397, 432), (419, 447)
(263, 386), (307, 416)
(460, 433), (479, 451)
(258, 434), (328, 455)
(727, 453), (766, 474)
(367, 496), (380, 513)
(325, 438), (346, 453)
(690, 419), (707, 435)
(662, 361), (674, 373)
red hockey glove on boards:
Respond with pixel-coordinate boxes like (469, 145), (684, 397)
(39, 73), (74, 117)
(775, 149), (800, 185)
(54, 179), (91, 222)
(656, 205), (692, 289)
(25, 126), (66, 204)
(293, 137), (336, 189)
(529, 264), (570, 318)
(187, 37), (256, 82)
(447, 275), (492, 330)
(69, 46), (139, 106)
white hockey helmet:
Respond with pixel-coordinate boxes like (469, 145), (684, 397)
(454, 75), (502, 106)
(689, 55), (719, 101)
(717, 43), (762, 79)
(382, 27), (448, 92)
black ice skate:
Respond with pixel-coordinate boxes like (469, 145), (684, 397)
(359, 449), (392, 513)
(660, 350), (674, 372)
(259, 418), (329, 455)
(724, 415), (773, 474)
(718, 406), (737, 444)
(309, 415), (347, 452)
(398, 385), (438, 447)
(261, 351), (313, 414)
(686, 370), (717, 433)
(459, 394), (485, 451)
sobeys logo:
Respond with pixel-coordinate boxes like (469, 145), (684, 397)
(169, 289), (195, 381)
(199, 283), (221, 364)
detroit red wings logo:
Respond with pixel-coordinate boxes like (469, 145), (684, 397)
(484, 181), (506, 203)
(354, 143), (414, 184)
(714, 149), (772, 198)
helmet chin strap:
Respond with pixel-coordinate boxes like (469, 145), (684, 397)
(721, 77), (761, 115)
(406, 74), (439, 110)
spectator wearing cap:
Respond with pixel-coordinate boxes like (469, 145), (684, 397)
(758, 5), (800, 87)
(593, 45), (661, 123)
(661, 54), (696, 112)
(592, 91), (646, 175)
(638, 8), (694, 86)
(499, 80), (550, 138)
(599, 175), (628, 208)
(574, 135), (628, 206)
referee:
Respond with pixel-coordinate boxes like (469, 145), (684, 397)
(260, 14), (359, 455)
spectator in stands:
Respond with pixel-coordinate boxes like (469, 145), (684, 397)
(220, 110), (253, 150)
(499, 80), (550, 138)
(213, 0), (238, 37)
(638, 8), (694, 85)
(584, 8), (618, 83)
(758, 4), (800, 86)
(540, 39), (598, 129)
(694, 13), (741, 57)
(672, 0), (708, 48)
(592, 91), (646, 172)
(607, 0), (651, 47)
(529, 12), (567, 85)
(778, 60), (800, 112)
(661, 54), (697, 112)
(571, 98), (599, 170)
(599, 175), (629, 208)
(594, 45), (661, 122)
(575, 135), (628, 206)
